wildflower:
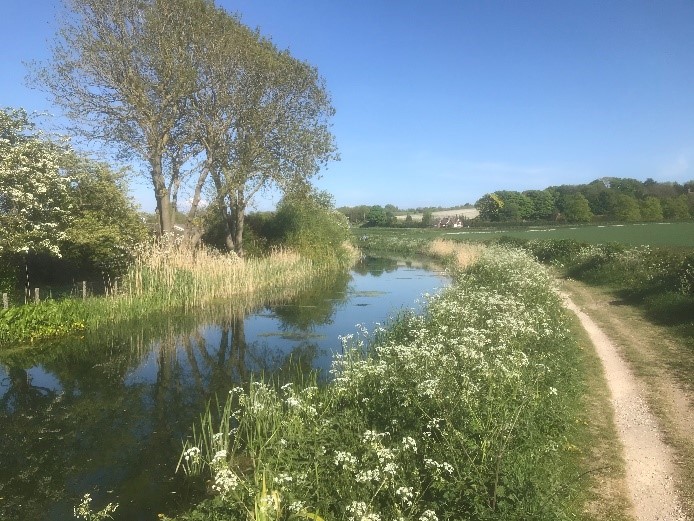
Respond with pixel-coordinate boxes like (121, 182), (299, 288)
(211, 450), (227, 469)
(73, 493), (119, 520)
(183, 446), (201, 463)
(288, 500), (306, 513)
(334, 450), (357, 470)
(419, 509), (438, 521)
(273, 473), (293, 487)
(396, 486), (414, 506)
(212, 467), (240, 495)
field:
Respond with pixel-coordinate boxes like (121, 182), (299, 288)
(366, 222), (694, 248)
(395, 208), (480, 221)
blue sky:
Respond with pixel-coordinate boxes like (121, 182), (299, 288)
(2, 1), (693, 212)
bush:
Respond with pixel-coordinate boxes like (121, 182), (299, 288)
(267, 190), (354, 268)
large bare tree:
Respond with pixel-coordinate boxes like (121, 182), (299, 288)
(36, 0), (337, 249)
(35, 0), (209, 235)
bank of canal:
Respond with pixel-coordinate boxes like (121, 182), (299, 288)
(0, 256), (448, 521)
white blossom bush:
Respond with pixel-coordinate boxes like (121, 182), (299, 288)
(0, 108), (72, 257)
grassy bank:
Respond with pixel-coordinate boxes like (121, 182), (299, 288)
(168, 245), (605, 521)
(0, 243), (356, 348)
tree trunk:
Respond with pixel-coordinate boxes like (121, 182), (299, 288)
(183, 167), (209, 247)
(151, 157), (173, 235)
(232, 193), (245, 257)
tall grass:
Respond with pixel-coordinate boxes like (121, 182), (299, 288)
(127, 243), (318, 309)
(0, 243), (346, 347)
(170, 245), (589, 521)
(495, 237), (694, 340)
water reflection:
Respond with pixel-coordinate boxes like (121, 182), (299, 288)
(0, 256), (447, 520)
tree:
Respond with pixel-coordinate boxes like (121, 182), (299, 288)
(611, 194), (641, 221)
(496, 191), (534, 221)
(523, 190), (556, 220)
(639, 196), (663, 222)
(559, 193), (593, 223)
(269, 187), (351, 265)
(420, 210), (433, 227)
(662, 195), (691, 220)
(0, 108), (72, 257)
(37, 0), (208, 235)
(60, 155), (148, 275)
(191, 7), (338, 256)
(365, 205), (389, 227)
(474, 193), (504, 221)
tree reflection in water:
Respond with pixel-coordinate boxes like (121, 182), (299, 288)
(0, 257), (447, 520)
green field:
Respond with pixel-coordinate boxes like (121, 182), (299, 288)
(449, 222), (694, 247)
(361, 222), (694, 248)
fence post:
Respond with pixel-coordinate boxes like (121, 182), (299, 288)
(82, 281), (87, 300)
(2, 293), (7, 309)
(34, 288), (40, 303)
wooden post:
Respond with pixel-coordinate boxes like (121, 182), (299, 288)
(82, 281), (87, 300)
(34, 288), (40, 303)
(2, 293), (8, 309)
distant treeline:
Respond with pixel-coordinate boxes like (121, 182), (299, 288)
(475, 177), (694, 223)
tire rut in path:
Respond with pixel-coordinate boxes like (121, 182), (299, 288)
(559, 291), (688, 521)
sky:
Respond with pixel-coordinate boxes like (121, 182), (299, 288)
(2, 0), (694, 212)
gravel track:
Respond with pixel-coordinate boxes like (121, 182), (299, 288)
(560, 292), (688, 521)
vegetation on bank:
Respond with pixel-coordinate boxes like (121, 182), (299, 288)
(496, 237), (694, 343)
(168, 245), (597, 521)
(359, 226), (693, 342)
(0, 189), (356, 348)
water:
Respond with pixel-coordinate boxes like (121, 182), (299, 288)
(0, 257), (448, 520)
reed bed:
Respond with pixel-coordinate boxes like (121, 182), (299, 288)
(0, 243), (337, 347)
(126, 243), (318, 310)
(428, 238), (484, 269)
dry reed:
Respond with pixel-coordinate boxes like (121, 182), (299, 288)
(428, 239), (485, 269)
(122, 242), (321, 310)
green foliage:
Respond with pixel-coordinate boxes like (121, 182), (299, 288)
(0, 299), (87, 345)
(496, 190), (534, 221)
(559, 193), (593, 223)
(508, 238), (694, 340)
(663, 195), (691, 220)
(175, 247), (589, 521)
(364, 205), (395, 227)
(523, 189), (556, 220)
(610, 194), (641, 221)
(268, 189), (353, 267)
(420, 210), (433, 227)
(61, 155), (148, 276)
(640, 196), (664, 221)
(475, 193), (504, 221)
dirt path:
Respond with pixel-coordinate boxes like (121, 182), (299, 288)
(559, 290), (689, 521)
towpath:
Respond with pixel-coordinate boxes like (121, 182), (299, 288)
(559, 282), (691, 521)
